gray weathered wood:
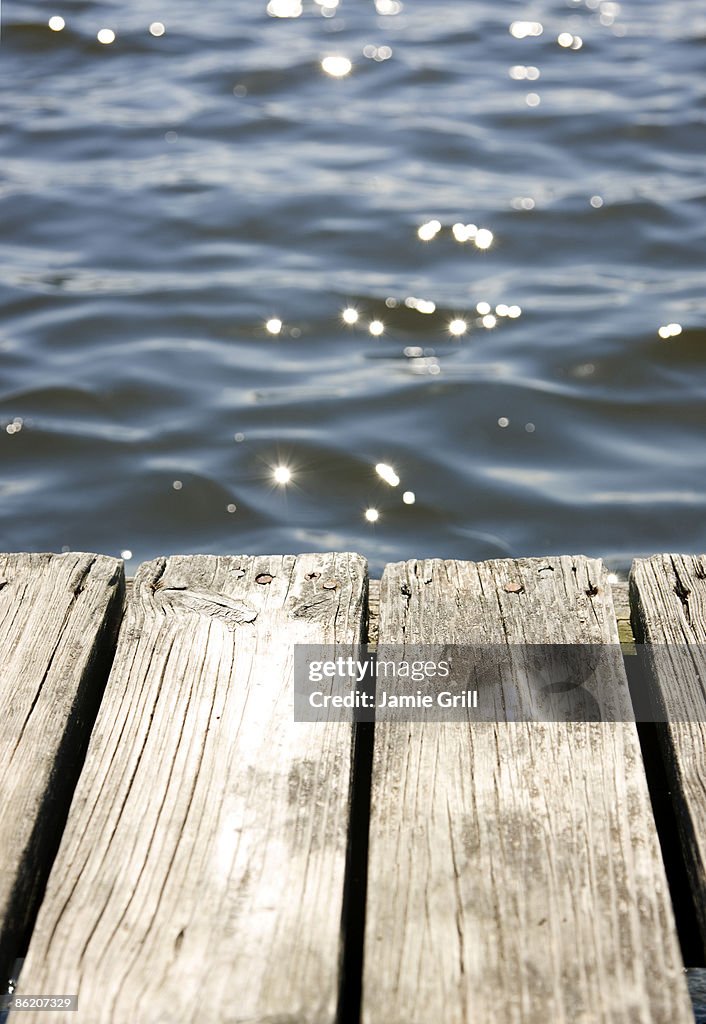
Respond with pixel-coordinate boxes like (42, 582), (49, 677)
(630, 553), (706, 950)
(15, 553), (366, 1024)
(0, 552), (124, 990)
(363, 555), (691, 1024)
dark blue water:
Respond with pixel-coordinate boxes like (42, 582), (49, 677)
(1, 0), (704, 575)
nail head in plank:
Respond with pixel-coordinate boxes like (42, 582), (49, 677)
(630, 553), (706, 951)
(364, 555), (691, 1024)
(0, 552), (124, 988)
(15, 553), (367, 1024)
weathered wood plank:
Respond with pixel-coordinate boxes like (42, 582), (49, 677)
(630, 553), (706, 951)
(14, 553), (366, 1024)
(363, 556), (691, 1024)
(0, 552), (124, 990)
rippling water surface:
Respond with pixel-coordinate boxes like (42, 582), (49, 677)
(1, 0), (704, 574)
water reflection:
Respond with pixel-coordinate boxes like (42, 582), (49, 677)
(510, 21), (544, 39)
(321, 56), (352, 78)
(267, 0), (303, 17)
(375, 463), (400, 487)
(0, 0), (701, 577)
(448, 319), (467, 337)
(273, 466), (291, 485)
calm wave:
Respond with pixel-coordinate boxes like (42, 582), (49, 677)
(1, 0), (704, 573)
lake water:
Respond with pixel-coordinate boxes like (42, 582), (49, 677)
(1, 0), (704, 576)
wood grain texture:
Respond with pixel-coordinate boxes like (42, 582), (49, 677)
(630, 553), (706, 951)
(14, 553), (367, 1024)
(0, 552), (124, 990)
(363, 555), (691, 1024)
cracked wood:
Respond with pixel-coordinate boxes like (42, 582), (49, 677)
(363, 555), (691, 1024)
(630, 553), (706, 952)
(14, 553), (367, 1024)
(0, 552), (124, 990)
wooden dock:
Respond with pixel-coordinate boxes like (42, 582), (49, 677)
(1, 550), (705, 1023)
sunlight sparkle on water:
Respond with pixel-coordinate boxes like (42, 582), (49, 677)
(526, 93), (541, 107)
(149, 22), (166, 37)
(97, 28), (116, 44)
(476, 301), (491, 315)
(449, 319), (468, 337)
(376, 463), (400, 487)
(342, 307), (359, 325)
(402, 491), (416, 505)
(510, 21), (543, 39)
(321, 56), (352, 77)
(364, 45), (393, 61)
(482, 314), (497, 329)
(590, 195), (604, 208)
(452, 223), (477, 243)
(418, 219), (442, 241)
(658, 323), (682, 339)
(266, 318), (283, 335)
(267, 0), (303, 16)
(558, 32), (583, 49)
(48, 16), (65, 31)
(508, 305), (522, 318)
(510, 65), (540, 80)
(474, 228), (494, 250)
(365, 508), (380, 522)
(121, 549), (133, 560)
(273, 466), (291, 485)
(369, 320), (385, 336)
(375, 0), (403, 14)
(405, 297), (436, 314)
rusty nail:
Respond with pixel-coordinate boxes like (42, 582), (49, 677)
(322, 579), (339, 590)
(256, 573), (274, 585)
(504, 581), (523, 593)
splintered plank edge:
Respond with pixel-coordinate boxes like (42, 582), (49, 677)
(630, 553), (706, 951)
(0, 552), (124, 988)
